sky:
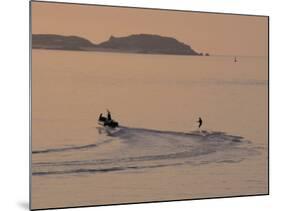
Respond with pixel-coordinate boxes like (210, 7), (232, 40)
(31, 1), (268, 56)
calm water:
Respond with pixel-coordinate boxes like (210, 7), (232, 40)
(31, 49), (268, 209)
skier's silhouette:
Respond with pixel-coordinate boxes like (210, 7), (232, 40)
(197, 117), (203, 128)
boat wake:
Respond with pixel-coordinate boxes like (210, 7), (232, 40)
(32, 126), (259, 176)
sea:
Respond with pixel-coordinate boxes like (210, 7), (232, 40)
(31, 49), (268, 209)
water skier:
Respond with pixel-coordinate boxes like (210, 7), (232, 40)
(197, 117), (203, 128)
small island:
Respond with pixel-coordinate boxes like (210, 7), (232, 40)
(32, 34), (200, 56)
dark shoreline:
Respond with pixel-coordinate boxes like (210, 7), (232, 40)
(32, 33), (203, 56)
(32, 46), (206, 57)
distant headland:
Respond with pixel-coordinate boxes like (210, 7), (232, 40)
(32, 34), (209, 56)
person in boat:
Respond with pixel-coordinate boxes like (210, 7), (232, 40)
(107, 110), (112, 121)
(98, 110), (119, 128)
(99, 113), (107, 122)
(197, 117), (203, 128)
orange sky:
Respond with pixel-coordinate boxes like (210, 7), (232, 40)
(31, 1), (268, 56)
